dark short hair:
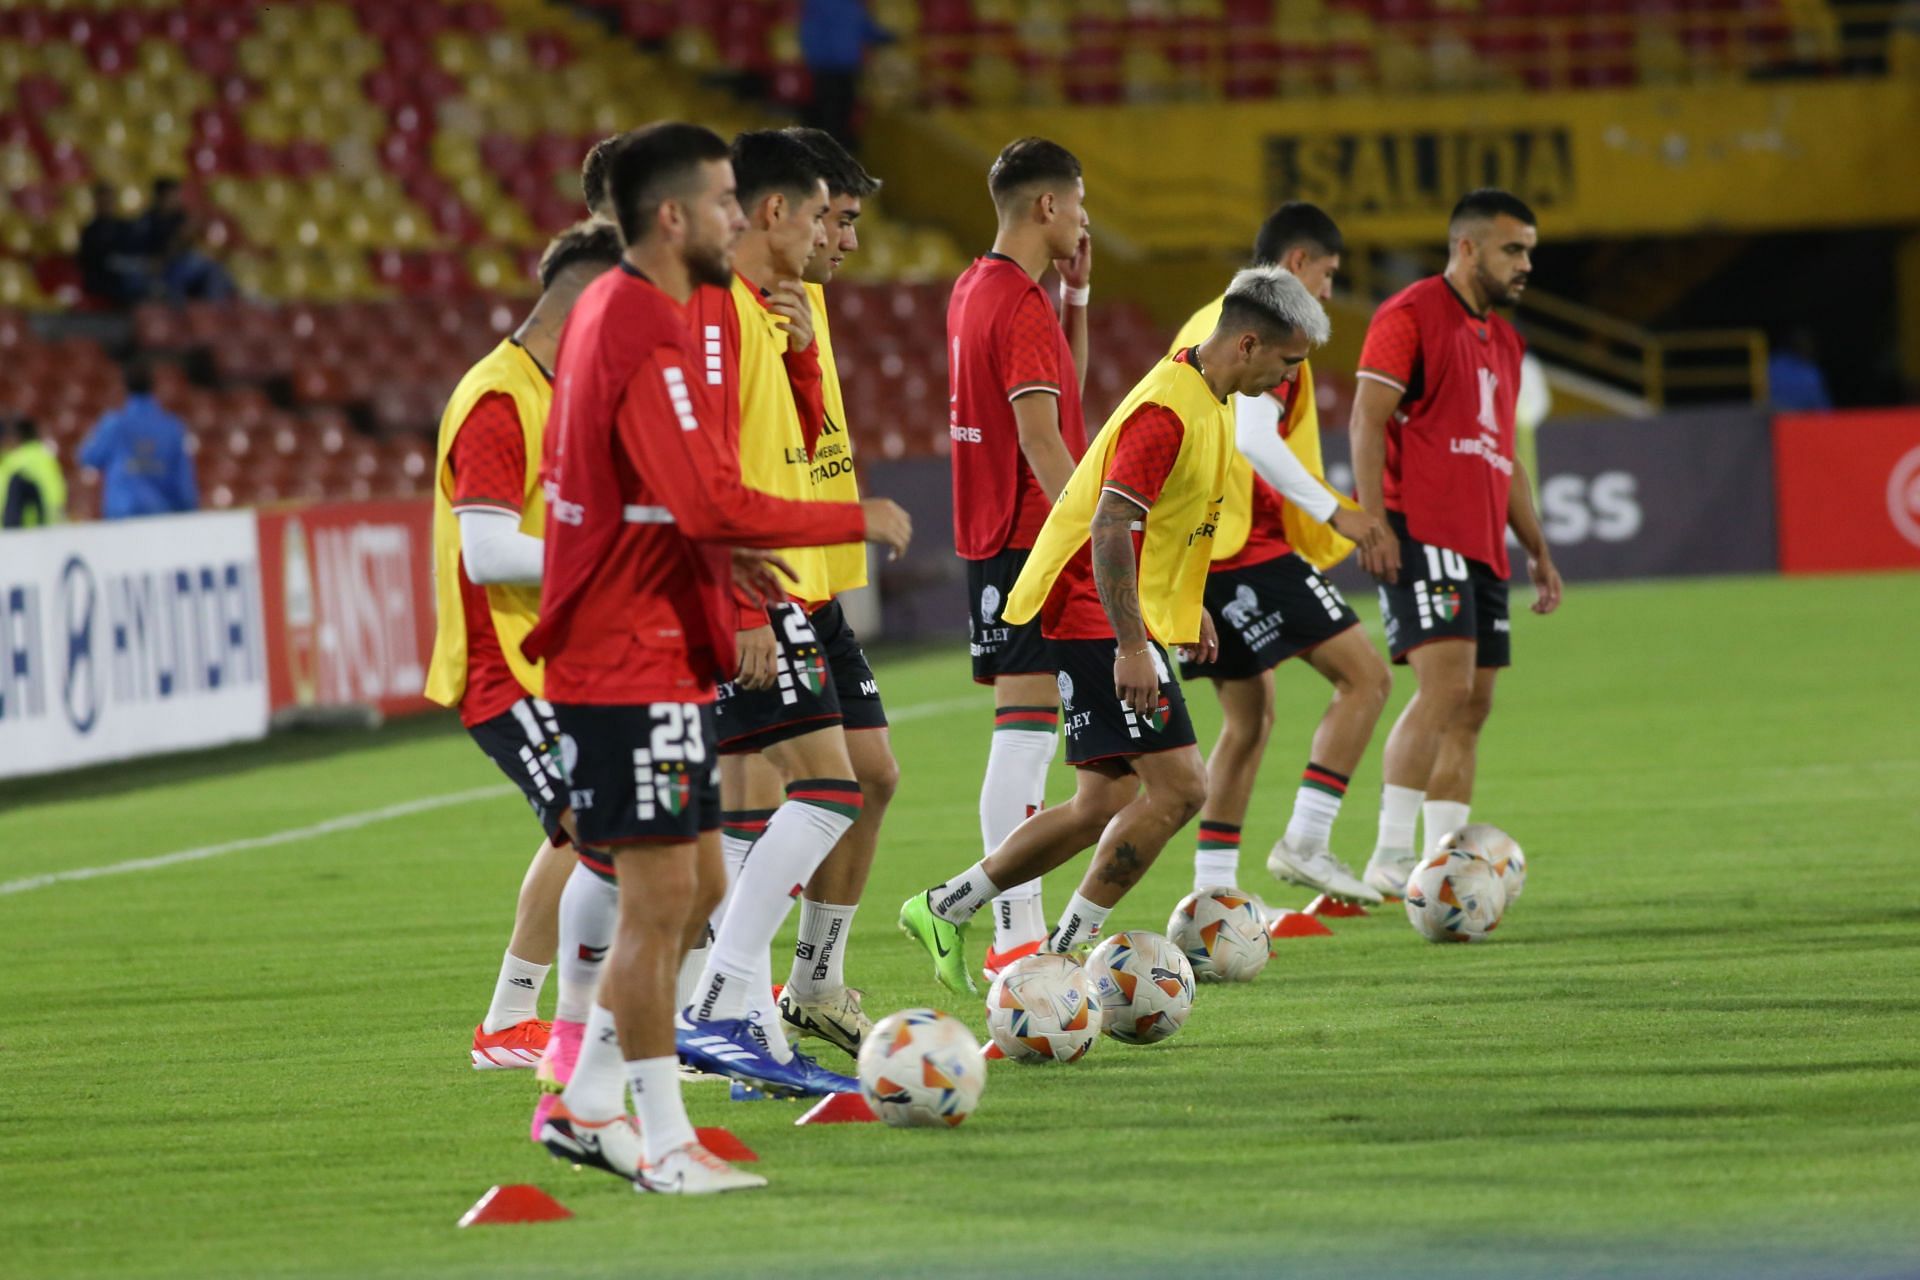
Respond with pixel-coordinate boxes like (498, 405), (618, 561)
(730, 130), (828, 212)
(987, 137), (1081, 206)
(606, 122), (733, 246)
(1450, 188), (1537, 233)
(537, 217), (623, 290)
(1, 414), (34, 441)
(780, 126), (881, 199)
(123, 359), (154, 395)
(581, 135), (618, 217)
(1253, 202), (1343, 264)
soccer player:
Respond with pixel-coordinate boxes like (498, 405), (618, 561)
(673, 130), (880, 1096)
(581, 134), (615, 219)
(424, 219), (623, 1069)
(1349, 189), (1563, 897)
(947, 137), (1092, 981)
(901, 267), (1331, 992)
(522, 122), (910, 1193)
(1166, 205), (1391, 907)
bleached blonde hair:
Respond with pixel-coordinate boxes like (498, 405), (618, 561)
(1221, 265), (1331, 348)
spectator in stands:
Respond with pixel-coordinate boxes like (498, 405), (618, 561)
(0, 415), (67, 529)
(1768, 326), (1833, 412)
(78, 361), (198, 519)
(799, 0), (893, 148)
(77, 183), (145, 307)
(135, 177), (236, 303)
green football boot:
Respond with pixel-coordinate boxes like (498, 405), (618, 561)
(898, 892), (978, 995)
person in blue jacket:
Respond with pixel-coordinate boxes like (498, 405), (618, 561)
(78, 360), (199, 519)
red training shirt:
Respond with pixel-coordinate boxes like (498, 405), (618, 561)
(523, 264), (866, 704)
(447, 389), (533, 726)
(947, 254), (1088, 560)
(1211, 376), (1300, 574)
(1357, 275), (1524, 577)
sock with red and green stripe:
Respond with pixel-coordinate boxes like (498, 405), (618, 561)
(983, 705), (1058, 951)
(1284, 762), (1349, 854)
(689, 780), (863, 1031)
(688, 807), (777, 1009)
(1193, 821), (1242, 893)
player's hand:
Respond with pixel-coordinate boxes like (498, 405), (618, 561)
(766, 280), (814, 352)
(1360, 513), (1401, 582)
(860, 497), (912, 560)
(1330, 505), (1386, 558)
(730, 547), (795, 607)
(1055, 231), (1091, 292)
(1529, 552), (1563, 615)
(735, 624), (778, 690)
(1178, 610), (1219, 667)
(1113, 644), (1159, 720)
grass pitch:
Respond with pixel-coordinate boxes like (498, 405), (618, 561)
(2, 573), (1917, 1280)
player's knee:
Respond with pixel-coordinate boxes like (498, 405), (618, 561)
(1462, 686), (1496, 732)
(1352, 656), (1393, 715)
(857, 748), (900, 809)
(1159, 761), (1208, 826)
(1072, 782), (1130, 838)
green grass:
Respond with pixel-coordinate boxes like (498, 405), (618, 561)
(3, 573), (1918, 1280)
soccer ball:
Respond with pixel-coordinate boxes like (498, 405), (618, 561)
(1403, 848), (1503, 943)
(1167, 887), (1271, 982)
(856, 1008), (986, 1128)
(984, 952), (1102, 1063)
(1446, 823), (1527, 908)
(1086, 930), (1195, 1044)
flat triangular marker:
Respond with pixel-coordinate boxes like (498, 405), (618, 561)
(795, 1092), (877, 1125)
(457, 1184), (571, 1227)
(1305, 893), (1370, 918)
(1269, 911), (1335, 939)
(695, 1126), (759, 1160)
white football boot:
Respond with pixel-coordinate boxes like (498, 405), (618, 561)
(637, 1141), (768, 1195)
(776, 985), (874, 1057)
(1268, 837), (1383, 904)
(538, 1103), (644, 1181)
(1362, 847), (1423, 899)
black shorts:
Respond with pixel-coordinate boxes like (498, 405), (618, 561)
(1376, 513), (1512, 668)
(967, 547), (1057, 685)
(715, 603), (843, 755)
(467, 696), (571, 846)
(809, 599), (887, 734)
(1178, 554), (1361, 682)
(1054, 638), (1197, 768)
(551, 701), (722, 863)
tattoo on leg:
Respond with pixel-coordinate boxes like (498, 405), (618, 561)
(1097, 840), (1143, 887)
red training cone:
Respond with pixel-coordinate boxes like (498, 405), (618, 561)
(457, 1184), (572, 1228)
(795, 1092), (877, 1125)
(981, 1040), (1005, 1060)
(1305, 893), (1370, 918)
(695, 1126), (759, 1160)
(1269, 910), (1335, 939)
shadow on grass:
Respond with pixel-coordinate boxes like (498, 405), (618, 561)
(0, 714), (466, 810)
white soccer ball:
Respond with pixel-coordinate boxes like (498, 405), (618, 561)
(984, 952), (1102, 1063)
(1167, 887), (1271, 982)
(1086, 930), (1196, 1045)
(1404, 847), (1503, 943)
(1446, 823), (1528, 908)
(856, 1008), (987, 1128)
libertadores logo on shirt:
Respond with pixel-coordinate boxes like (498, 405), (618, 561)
(1888, 446), (1920, 551)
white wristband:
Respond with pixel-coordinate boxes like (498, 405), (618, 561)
(1061, 283), (1090, 308)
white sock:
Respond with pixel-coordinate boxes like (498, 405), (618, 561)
(555, 864), (617, 1024)
(1049, 892), (1110, 952)
(675, 928), (712, 1015)
(560, 1002), (626, 1119)
(628, 1055), (696, 1165)
(929, 859), (999, 924)
(1193, 848), (1239, 892)
(482, 951), (550, 1034)
(981, 714), (1056, 950)
(1286, 788), (1344, 855)
(786, 898), (856, 1000)
(712, 809), (773, 935)
(746, 946), (790, 1062)
(1375, 783), (1424, 855)
(1424, 800), (1471, 853)
(689, 782), (860, 1025)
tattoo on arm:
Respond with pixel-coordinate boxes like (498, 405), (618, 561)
(1090, 490), (1147, 649)
(1097, 840), (1144, 887)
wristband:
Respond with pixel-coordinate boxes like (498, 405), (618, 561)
(1116, 644), (1152, 660)
(1061, 282), (1090, 307)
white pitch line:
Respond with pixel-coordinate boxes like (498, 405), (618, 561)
(0, 691), (998, 898)
(0, 785), (514, 897)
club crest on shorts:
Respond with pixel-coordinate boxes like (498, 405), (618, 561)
(980, 584), (1002, 623)
(1056, 670), (1075, 711)
(1432, 584), (1463, 623)
(1144, 692), (1171, 733)
(654, 762), (693, 816)
(794, 647), (829, 695)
